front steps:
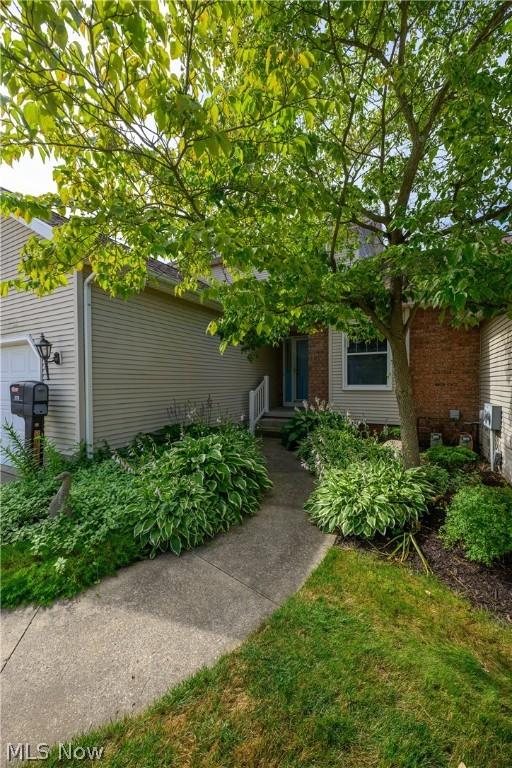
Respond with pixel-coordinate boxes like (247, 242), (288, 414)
(256, 408), (295, 437)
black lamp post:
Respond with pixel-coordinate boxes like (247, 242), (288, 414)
(35, 334), (61, 380)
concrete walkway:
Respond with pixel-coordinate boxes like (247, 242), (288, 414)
(0, 439), (333, 762)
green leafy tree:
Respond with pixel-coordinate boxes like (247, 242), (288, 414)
(1, 1), (511, 466)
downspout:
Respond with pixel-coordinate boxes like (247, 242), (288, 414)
(83, 272), (95, 455)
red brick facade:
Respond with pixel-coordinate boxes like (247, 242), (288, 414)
(283, 313), (480, 446)
(308, 329), (329, 402)
(409, 309), (480, 445)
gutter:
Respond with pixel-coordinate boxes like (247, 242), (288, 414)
(83, 272), (95, 455)
(147, 271), (222, 312)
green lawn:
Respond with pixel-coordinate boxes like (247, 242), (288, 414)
(44, 547), (511, 768)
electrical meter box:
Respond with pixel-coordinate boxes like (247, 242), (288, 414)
(10, 381), (49, 417)
(482, 403), (502, 431)
(430, 432), (443, 447)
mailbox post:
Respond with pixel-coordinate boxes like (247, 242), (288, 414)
(10, 381), (49, 466)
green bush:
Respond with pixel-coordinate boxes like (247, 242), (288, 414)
(0, 460), (146, 607)
(381, 425), (401, 441)
(441, 485), (512, 565)
(417, 464), (451, 499)
(1, 534), (144, 607)
(305, 460), (430, 538)
(1, 424), (271, 606)
(298, 426), (389, 477)
(281, 406), (350, 450)
(135, 427), (271, 555)
(424, 445), (478, 472)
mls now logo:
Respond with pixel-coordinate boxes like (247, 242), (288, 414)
(7, 743), (104, 761)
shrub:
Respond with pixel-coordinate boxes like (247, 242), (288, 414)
(417, 464), (451, 499)
(441, 485), (512, 565)
(135, 428), (271, 555)
(381, 425), (401, 441)
(1, 422), (91, 480)
(2, 460), (145, 555)
(298, 426), (389, 477)
(0, 424), (271, 606)
(424, 445), (478, 472)
(305, 460), (429, 538)
(0, 460), (146, 607)
(281, 403), (350, 450)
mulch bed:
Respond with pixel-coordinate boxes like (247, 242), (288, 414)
(337, 501), (512, 623)
(413, 514), (512, 623)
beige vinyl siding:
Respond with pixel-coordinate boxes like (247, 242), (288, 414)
(0, 216), (80, 454)
(480, 315), (512, 483)
(91, 285), (279, 448)
(328, 328), (400, 424)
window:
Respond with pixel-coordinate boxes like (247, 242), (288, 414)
(343, 337), (391, 389)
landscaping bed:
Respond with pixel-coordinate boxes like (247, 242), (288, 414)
(0, 422), (271, 608)
(283, 404), (512, 622)
(40, 548), (512, 768)
(411, 515), (512, 621)
(339, 523), (512, 622)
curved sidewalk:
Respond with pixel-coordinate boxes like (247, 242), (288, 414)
(0, 439), (333, 761)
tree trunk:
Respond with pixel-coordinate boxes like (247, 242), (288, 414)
(388, 317), (420, 469)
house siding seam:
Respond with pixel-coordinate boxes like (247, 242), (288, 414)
(480, 315), (512, 483)
(308, 329), (329, 402)
(90, 284), (280, 449)
(0, 216), (79, 453)
(409, 308), (480, 444)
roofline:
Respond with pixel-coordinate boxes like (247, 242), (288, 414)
(9, 213), (54, 240)
(9, 213), (221, 310)
(145, 270), (221, 311)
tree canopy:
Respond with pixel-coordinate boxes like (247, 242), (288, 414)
(1, 0), (512, 465)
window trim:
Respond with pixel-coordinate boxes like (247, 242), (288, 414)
(342, 334), (393, 391)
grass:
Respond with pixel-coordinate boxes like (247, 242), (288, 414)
(42, 547), (512, 768)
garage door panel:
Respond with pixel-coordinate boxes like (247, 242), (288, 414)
(0, 343), (40, 466)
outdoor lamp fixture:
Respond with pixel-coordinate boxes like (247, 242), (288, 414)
(35, 333), (61, 380)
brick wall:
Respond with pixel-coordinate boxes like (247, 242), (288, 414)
(308, 329), (329, 402)
(409, 309), (480, 445)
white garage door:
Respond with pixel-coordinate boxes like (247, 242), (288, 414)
(0, 342), (41, 466)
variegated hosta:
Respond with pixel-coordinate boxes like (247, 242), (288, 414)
(305, 460), (431, 539)
(135, 428), (271, 555)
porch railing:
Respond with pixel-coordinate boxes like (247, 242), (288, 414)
(249, 376), (269, 434)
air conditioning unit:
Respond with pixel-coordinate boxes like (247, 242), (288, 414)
(482, 403), (502, 431)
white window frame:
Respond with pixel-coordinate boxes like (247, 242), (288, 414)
(342, 334), (393, 391)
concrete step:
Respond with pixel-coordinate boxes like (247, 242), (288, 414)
(264, 408), (296, 419)
(256, 424), (283, 438)
(255, 412), (294, 437)
(258, 417), (289, 429)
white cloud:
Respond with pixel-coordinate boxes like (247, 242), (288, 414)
(0, 154), (57, 195)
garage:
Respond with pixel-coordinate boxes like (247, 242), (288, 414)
(0, 338), (41, 467)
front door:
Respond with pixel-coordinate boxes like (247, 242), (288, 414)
(283, 337), (309, 405)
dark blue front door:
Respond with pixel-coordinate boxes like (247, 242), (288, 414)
(284, 337), (309, 404)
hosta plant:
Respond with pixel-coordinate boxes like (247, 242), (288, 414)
(135, 428), (271, 555)
(281, 402), (351, 451)
(306, 460), (430, 539)
(416, 464), (451, 500)
(298, 426), (389, 477)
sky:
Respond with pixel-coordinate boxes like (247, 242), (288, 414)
(0, 155), (57, 195)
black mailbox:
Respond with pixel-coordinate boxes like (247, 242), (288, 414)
(10, 381), (49, 417)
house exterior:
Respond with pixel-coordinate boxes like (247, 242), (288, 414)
(1, 212), (511, 484)
(480, 315), (512, 483)
(0, 214), (279, 462)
